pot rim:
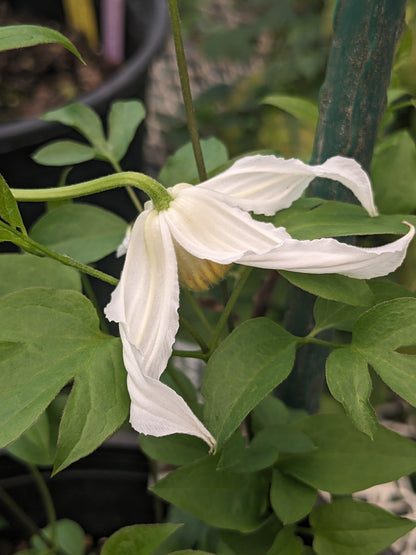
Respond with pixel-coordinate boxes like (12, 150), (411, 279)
(0, 0), (169, 144)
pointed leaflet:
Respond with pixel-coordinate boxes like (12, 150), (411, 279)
(0, 288), (129, 472)
(151, 454), (268, 532)
(270, 469), (317, 525)
(30, 203), (127, 263)
(202, 318), (297, 447)
(311, 498), (415, 555)
(101, 524), (182, 555)
(32, 140), (96, 166)
(326, 348), (378, 438)
(0, 25), (83, 61)
(0, 173), (26, 233)
(107, 100), (146, 162)
(352, 297), (416, 407)
(278, 413), (416, 493)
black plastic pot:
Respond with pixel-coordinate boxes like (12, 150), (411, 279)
(1, 0), (169, 223)
(0, 432), (157, 543)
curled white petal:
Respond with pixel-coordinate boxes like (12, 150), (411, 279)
(120, 326), (216, 448)
(199, 154), (377, 217)
(105, 209), (179, 379)
(165, 185), (283, 263)
(116, 225), (132, 258)
(240, 223), (415, 279)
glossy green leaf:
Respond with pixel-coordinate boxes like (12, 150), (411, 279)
(32, 140), (96, 166)
(0, 254), (81, 297)
(202, 318), (297, 447)
(267, 526), (305, 555)
(101, 524), (182, 555)
(371, 130), (416, 214)
(138, 433), (209, 466)
(42, 103), (107, 153)
(278, 413), (416, 493)
(270, 469), (317, 525)
(158, 138), (228, 187)
(261, 94), (318, 126)
(107, 100), (146, 161)
(30, 203), (127, 263)
(0, 174), (25, 233)
(281, 271), (374, 306)
(152, 454), (268, 531)
(0, 288), (129, 473)
(326, 348), (377, 438)
(0, 25), (83, 61)
(30, 519), (85, 555)
(311, 498), (415, 555)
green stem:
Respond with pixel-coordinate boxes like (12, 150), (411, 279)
(0, 486), (63, 554)
(21, 234), (119, 286)
(300, 337), (345, 349)
(168, 0), (207, 182)
(29, 465), (57, 549)
(111, 160), (143, 213)
(172, 349), (208, 361)
(179, 316), (209, 352)
(209, 267), (252, 351)
(11, 171), (171, 210)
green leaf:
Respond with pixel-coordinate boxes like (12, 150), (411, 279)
(42, 103), (107, 153)
(278, 413), (416, 493)
(151, 454), (268, 532)
(371, 130), (416, 214)
(32, 140), (96, 166)
(0, 25), (83, 61)
(158, 138), (229, 187)
(31, 519), (85, 555)
(0, 288), (129, 473)
(0, 254), (81, 297)
(6, 396), (65, 466)
(313, 298), (366, 333)
(107, 100), (146, 162)
(0, 174), (26, 233)
(326, 348), (378, 438)
(138, 433), (209, 466)
(351, 298), (416, 410)
(250, 395), (290, 433)
(261, 95), (318, 126)
(202, 318), (297, 447)
(270, 469), (317, 525)
(101, 524), (182, 555)
(281, 271), (374, 306)
(273, 198), (411, 240)
(267, 526), (305, 555)
(352, 297), (416, 350)
(311, 498), (415, 555)
(220, 516), (282, 555)
(30, 203), (127, 263)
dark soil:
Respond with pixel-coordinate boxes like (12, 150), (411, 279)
(0, 1), (120, 122)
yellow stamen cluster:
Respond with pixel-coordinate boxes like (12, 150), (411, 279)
(174, 240), (231, 291)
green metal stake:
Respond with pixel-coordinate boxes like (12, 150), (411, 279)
(278, 0), (407, 412)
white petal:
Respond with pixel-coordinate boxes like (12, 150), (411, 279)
(105, 209), (179, 379)
(240, 223), (414, 279)
(198, 154), (377, 216)
(120, 326), (216, 448)
(165, 185), (284, 264)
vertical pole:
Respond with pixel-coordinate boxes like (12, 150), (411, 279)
(278, 0), (407, 412)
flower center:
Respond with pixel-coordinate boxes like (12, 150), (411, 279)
(174, 240), (231, 291)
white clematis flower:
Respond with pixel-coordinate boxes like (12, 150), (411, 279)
(105, 155), (414, 449)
